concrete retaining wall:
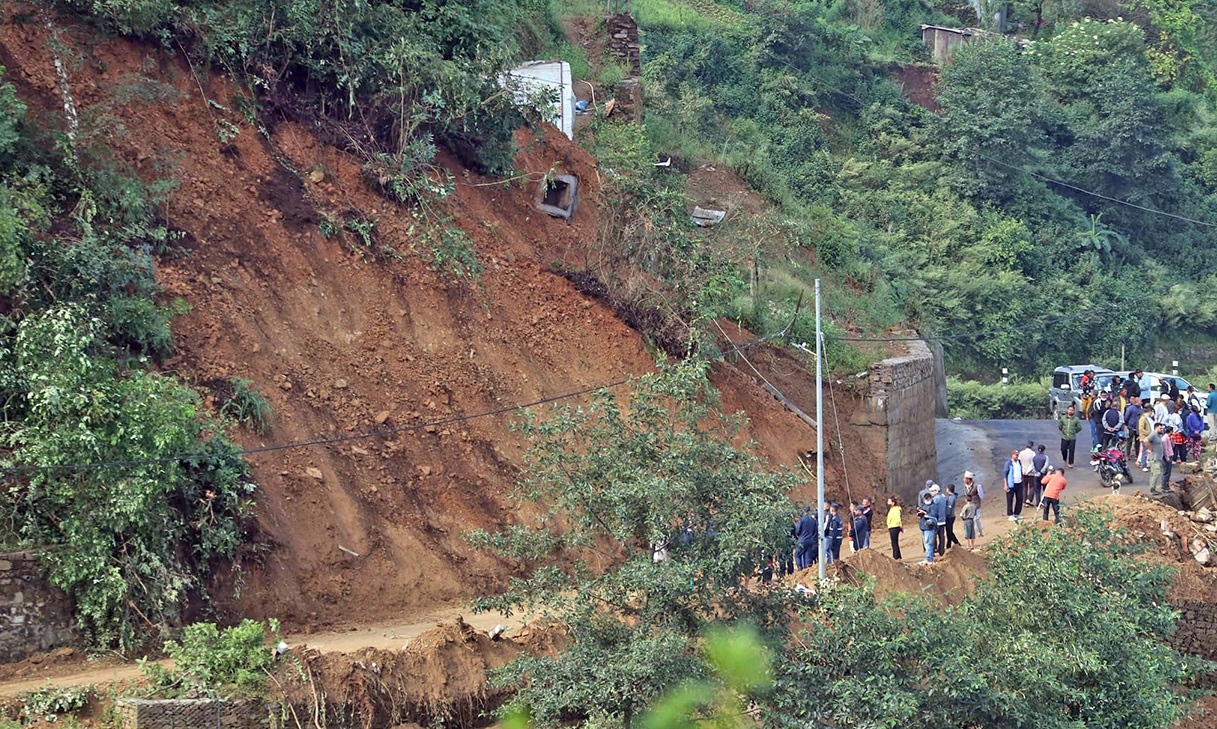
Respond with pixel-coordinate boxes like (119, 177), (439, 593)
(117, 698), (271, 729)
(858, 339), (939, 503)
(0, 551), (78, 662)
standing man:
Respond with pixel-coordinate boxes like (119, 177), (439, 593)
(1145, 422), (1169, 495)
(1206, 383), (1217, 441)
(1137, 369), (1153, 399)
(929, 484), (947, 556)
(1154, 393), (1171, 425)
(793, 507), (818, 570)
(1126, 370), (1142, 401)
(1101, 398), (1124, 450)
(944, 484), (961, 549)
(851, 505), (870, 551)
(1018, 441), (1036, 509)
(918, 492), (937, 565)
(1088, 391), (1106, 447)
(1003, 450), (1024, 521)
(1039, 467), (1067, 524)
(962, 471), (984, 537)
(1137, 405), (1153, 472)
(1122, 396), (1144, 461)
(859, 498), (875, 529)
(825, 504), (844, 564)
(1058, 404), (1081, 468)
(1030, 445), (1049, 507)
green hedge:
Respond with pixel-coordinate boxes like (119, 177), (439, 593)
(947, 377), (1050, 420)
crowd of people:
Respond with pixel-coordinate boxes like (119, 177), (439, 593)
(1056, 369), (1217, 494)
(772, 370), (1217, 573)
(781, 470), (995, 570)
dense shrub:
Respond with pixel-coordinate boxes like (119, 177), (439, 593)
(946, 376), (1049, 420)
(0, 70), (253, 651)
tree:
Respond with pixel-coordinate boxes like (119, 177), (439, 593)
(470, 361), (796, 728)
(769, 505), (1204, 728)
(1, 306), (252, 650)
(935, 39), (1054, 202)
(1032, 19), (1178, 223)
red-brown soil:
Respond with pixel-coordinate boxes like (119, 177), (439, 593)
(0, 11), (869, 634)
(276, 618), (564, 729)
(832, 544), (986, 605)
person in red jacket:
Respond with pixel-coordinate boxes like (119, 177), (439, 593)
(1040, 467), (1067, 524)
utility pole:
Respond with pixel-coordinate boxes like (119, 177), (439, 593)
(816, 279), (826, 582)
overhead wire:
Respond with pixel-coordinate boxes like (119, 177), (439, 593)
(785, 64), (1217, 344)
(0, 313), (800, 476)
(826, 263), (1214, 343)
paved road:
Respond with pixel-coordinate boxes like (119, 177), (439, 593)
(936, 418), (1118, 506)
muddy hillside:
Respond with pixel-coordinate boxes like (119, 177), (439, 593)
(0, 16), (884, 630)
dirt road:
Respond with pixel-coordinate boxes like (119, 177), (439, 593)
(0, 607), (528, 698)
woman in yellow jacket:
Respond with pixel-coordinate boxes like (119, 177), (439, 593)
(887, 495), (904, 560)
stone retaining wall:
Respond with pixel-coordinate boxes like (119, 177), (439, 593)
(856, 339), (939, 503)
(0, 551), (78, 662)
(606, 14), (641, 77)
(1169, 600), (1217, 664)
(117, 698), (271, 729)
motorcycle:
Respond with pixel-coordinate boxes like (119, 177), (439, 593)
(1091, 438), (1135, 491)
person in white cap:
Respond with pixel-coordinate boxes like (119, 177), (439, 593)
(962, 471), (984, 537)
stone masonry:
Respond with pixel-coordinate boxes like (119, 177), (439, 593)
(606, 14), (641, 77)
(0, 550), (78, 662)
(854, 339), (939, 504)
(1168, 601), (1217, 669)
(117, 698), (271, 729)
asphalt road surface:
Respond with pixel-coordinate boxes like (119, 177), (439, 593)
(936, 418), (1117, 506)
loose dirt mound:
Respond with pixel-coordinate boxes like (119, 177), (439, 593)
(0, 12), (822, 633)
(1098, 494), (1217, 602)
(276, 618), (563, 729)
(832, 547), (986, 606)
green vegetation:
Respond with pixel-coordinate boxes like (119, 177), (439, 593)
(0, 67), (252, 651)
(947, 376), (1050, 419)
(222, 378), (273, 434)
(479, 383), (1206, 728)
(17, 685), (93, 724)
(623, 0), (1217, 376)
(141, 619), (282, 697)
(470, 361), (796, 726)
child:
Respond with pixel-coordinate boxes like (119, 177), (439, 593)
(960, 494), (979, 551)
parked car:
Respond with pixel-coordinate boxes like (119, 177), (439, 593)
(1113, 371), (1203, 410)
(1049, 364), (1114, 417)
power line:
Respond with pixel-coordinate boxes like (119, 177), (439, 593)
(824, 245), (1213, 343)
(796, 66), (1217, 230)
(974, 153), (1217, 230)
(0, 320), (796, 476)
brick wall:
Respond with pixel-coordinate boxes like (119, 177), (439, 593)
(0, 551), (78, 662)
(859, 339), (939, 503)
(117, 698), (270, 729)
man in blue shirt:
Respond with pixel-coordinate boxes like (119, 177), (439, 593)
(1207, 383), (1217, 442)
(825, 504), (844, 563)
(793, 507), (818, 570)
